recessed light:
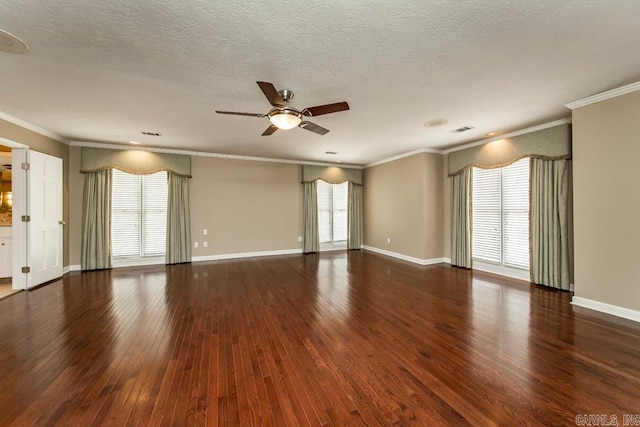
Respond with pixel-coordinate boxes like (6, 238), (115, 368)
(424, 119), (448, 128)
(129, 141), (141, 145)
(487, 132), (497, 137)
(336, 160), (342, 163)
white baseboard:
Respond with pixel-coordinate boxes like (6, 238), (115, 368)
(64, 265), (81, 274)
(362, 245), (449, 266)
(192, 248), (302, 263)
(571, 296), (640, 323)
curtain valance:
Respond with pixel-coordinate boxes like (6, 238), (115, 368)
(448, 124), (571, 176)
(81, 147), (191, 177)
(301, 165), (362, 185)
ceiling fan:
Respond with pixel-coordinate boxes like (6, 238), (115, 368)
(216, 81), (349, 136)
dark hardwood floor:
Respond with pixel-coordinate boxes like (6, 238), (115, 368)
(0, 251), (638, 426)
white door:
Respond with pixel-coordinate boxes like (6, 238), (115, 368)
(28, 150), (63, 287)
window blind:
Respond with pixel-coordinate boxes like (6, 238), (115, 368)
(502, 159), (530, 269)
(472, 158), (530, 270)
(316, 180), (348, 244)
(472, 168), (501, 263)
(112, 170), (142, 257)
(332, 182), (348, 242)
(111, 169), (167, 258)
(317, 180), (332, 244)
(142, 173), (168, 256)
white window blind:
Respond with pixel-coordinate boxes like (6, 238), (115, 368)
(317, 180), (348, 244)
(502, 160), (530, 269)
(472, 168), (501, 263)
(111, 169), (167, 258)
(472, 158), (530, 270)
(317, 180), (332, 244)
(332, 182), (348, 242)
(142, 173), (168, 256)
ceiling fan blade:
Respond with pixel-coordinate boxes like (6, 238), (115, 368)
(302, 101), (349, 117)
(215, 110), (266, 118)
(262, 125), (279, 136)
(299, 121), (330, 135)
(256, 81), (284, 107)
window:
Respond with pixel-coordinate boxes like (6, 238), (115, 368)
(317, 180), (348, 244)
(111, 169), (168, 259)
(472, 158), (529, 271)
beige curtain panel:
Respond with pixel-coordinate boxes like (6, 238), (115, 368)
(166, 172), (192, 264)
(347, 183), (363, 250)
(530, 158), (571, 290)
(81, 169), (112, 271)
(451, 168), (472, 268)
(303, 181), (319, 253)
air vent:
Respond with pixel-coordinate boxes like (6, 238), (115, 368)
(450, 126), (475, 134)
(141, 131), (162, 137)
(325, 151), (337, 155)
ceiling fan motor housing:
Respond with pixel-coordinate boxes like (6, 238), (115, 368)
(278, 89), (295, 104)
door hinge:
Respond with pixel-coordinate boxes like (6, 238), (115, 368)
(22, 266), (30, 274)
(21, 215), (31, 222)
(21, 162), (30, 170)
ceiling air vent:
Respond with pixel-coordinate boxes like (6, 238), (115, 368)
(141, 131), (162, 137)
(450, 126), (475, 134)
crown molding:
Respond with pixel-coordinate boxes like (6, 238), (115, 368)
(365, 147), (443, 168)
(565, 81), (640, 110)
(0, 110), (70, 144)
(440, 118), (572, 154)
(70, 140), (364, 169)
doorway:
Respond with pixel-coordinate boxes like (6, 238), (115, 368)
(0, 144), (17, 297)
(0, 138), (63, 291)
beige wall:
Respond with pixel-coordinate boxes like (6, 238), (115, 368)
(68, 146), (83, 266)
(363, 152), (445, 261)
(422, 153), (445, 259)
(189, 157), (302, 257)
(0, 119), (70, 267)
(68, 153), (304, 264)
(442, 154), (451, 259)
(572, 90), (640, 311)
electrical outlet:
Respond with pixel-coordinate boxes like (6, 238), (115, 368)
(194, 241), (199, 248)
(298, 236), (303, 242)
(203, 229), (208, 236)
(387, 237), (391, 244)
(203, 241), (208, 248)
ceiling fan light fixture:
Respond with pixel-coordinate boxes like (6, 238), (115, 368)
(269, 109), (302, 130)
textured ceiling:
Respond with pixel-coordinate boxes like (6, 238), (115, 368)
(0, 0), (639, 165)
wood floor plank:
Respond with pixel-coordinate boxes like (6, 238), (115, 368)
(0, 252), (639, 426)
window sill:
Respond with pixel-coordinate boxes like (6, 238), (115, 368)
(320, 241), (347, 252)
(472, 260), (530, 282)
(111, 255), (165, 268)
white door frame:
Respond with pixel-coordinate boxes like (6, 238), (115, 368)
(0, 137), (28, 290)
